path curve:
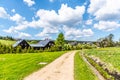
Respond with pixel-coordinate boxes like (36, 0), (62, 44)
(81, 53), (105, 80)
(24, 51), (76, 80)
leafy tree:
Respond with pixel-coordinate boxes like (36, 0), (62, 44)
(55, 33), (65, 50)
(97, 34), (114, 47)
(107, 34), (114, 47)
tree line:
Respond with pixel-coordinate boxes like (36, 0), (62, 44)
(0, 33), (96, 54)
(97, 34), (120, 47)
(0, 36), (14, 40)
(1, 33), (120, 54)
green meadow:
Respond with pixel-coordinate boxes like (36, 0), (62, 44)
(0, 51), (65, 80)
(84, 47), (120, 71)
(74, 52), (98, 80)
(0, 40), (15, 46)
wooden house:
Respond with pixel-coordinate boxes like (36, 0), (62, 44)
(69, 41), (78, 46)
(13, 39), (54, 50)
(30, 39), (54, 50)
(13, 40), (30, 49)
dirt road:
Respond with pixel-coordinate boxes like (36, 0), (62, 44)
(24, 51), (76, 80)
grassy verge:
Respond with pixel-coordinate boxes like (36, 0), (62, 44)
(85, 55), (114, 80)
(0, 51), (66, 80)
(74, 52), (98, 80)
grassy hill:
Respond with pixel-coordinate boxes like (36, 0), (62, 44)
(0, 39), (15, 46)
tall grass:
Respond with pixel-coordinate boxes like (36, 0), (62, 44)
(84, 47), (120, 71)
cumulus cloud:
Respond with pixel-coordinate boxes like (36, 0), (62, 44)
(10, 13), (25, 24)
(3, 28), (31, 39)
(4, 4), (88, 39)
(18, 32), (31, 38)
(3, 13), (28, 34)
(3, 26), (15, 33)
(35, 27), (59, 39)
(11, 9), (16, 13)
(23, 0), (35, 7)
(63, 26), (94, 40)
(88, 0), (120, 32)
(3, 27), (32, 39)
(35, 4), (85, 39)
(0, 7), (10, 19)
(88, 0), (120, 21)
(4, 4), (85, 39)
(85, 19), (93, 25)
(94, 21), (120, 31)
(36, 4), (85, 27)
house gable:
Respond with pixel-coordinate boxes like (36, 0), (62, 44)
(13, 40), (30, 49)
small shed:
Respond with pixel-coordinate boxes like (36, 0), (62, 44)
(13, 39), (30, 49)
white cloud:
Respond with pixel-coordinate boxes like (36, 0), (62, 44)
(63, 26), (94, 40)
(3, 26), (15, 33)
(18, 32), (31, 38)
(9, 4), (84, 30)
(23, 0), (35, 7)
(10, 13), (25, 24)
(82, 29), (94, 36)
(86, 19), (93, 25)
(4, 21), (29, 32)
(11, 9), (16, 13)
(94, 21), (120, 31)
(35, 27), (59, 38)
(4, 4), (86, 39)
(36, 4), (85, 27)
(34, 4), (85, 39)
(88, 0), (105, 14)
(0, 7), (9, 19)
(58, 4), (85, 23)
(88, 0), (120, 21)
(3, 28), (31, 39)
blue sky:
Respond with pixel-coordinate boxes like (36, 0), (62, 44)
(0, 0), (120, 41)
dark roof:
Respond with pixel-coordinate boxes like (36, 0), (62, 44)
(13, 39), (24, 47)
(30, 44), (43, 47)
(37, 39), (53, 47)
(70, 42), (78, 46)
(13, 39), (29, 47)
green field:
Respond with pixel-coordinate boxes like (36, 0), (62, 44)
(0, 40), (15, 46)
(74, 52), (98, 80)
(0, 51), (65, 80)
(84, 47), (120, 71)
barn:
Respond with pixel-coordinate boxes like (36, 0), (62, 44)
(13, 39), (30, 49)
